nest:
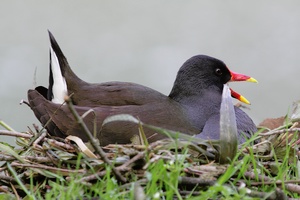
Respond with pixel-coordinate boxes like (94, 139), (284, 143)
(0, 117), (300, 199)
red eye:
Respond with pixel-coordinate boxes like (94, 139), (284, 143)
(215, 68), (222, 76)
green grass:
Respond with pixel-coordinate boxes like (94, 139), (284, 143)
(28, 138), (298, 200)
(0, 119), (300, 199)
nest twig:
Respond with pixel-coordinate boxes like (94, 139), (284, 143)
(0, 117), (299, 199)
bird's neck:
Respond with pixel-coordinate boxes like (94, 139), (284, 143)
(169, 87), (223, 130)
(180, 89), (222, 110)
(169, 84), (222, 103)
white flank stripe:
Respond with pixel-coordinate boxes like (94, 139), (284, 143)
(50, 46), (68, 104)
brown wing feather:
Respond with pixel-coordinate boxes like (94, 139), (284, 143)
(28, 89), (199, 146)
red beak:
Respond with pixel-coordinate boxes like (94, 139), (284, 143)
(229, 70), (257, 104)
(230, 71), (257, 83)
(230, 88), (250, 105)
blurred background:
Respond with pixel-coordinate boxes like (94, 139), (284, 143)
(1, 1), (300, 144)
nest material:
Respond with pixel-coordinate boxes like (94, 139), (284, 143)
(0, 119), (299, 199)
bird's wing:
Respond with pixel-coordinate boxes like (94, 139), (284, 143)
(70, 81), (167, 106)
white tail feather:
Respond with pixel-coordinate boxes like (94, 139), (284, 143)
(50, 46), (67, 104)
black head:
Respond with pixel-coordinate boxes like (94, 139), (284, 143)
(169, 55), (231, 101)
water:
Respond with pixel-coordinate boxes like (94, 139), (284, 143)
(1, 1), (300, 144)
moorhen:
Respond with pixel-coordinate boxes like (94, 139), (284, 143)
(27, 32), (257, 145)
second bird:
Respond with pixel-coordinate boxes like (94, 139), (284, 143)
(27, 31), (257, 146)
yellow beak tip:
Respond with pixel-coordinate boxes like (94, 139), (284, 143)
(240, 96), (251, 105)
(247, 77), (258, 83)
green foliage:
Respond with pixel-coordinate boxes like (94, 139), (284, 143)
(0, 118), (300, 199)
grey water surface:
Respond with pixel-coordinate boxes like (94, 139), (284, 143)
(1, 1), (300, 144)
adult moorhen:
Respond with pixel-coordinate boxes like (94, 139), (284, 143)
(27, 32), (257, 145)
